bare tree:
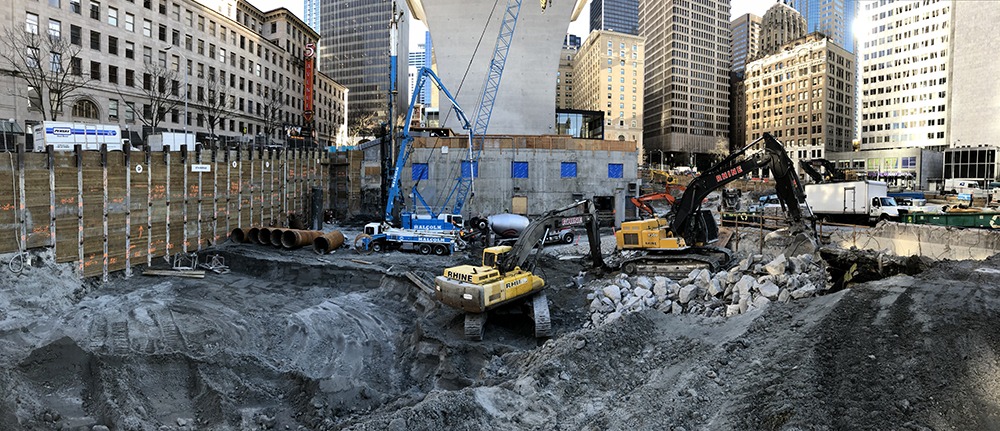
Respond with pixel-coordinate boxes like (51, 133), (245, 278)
(115, 61), (182, 132)
(197, 74), (231, 149)
(0, 26), (92, 120)
(259, 82), (285, 146)
(349, 109), (380, 138)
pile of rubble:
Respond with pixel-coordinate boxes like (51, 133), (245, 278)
(584, 251), (830, 328)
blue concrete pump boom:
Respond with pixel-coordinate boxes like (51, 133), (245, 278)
(384, 67), (471, 226)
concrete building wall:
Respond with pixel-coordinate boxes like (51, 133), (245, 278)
(400, 135), (638, 217)
(948, 1), (1000, 148)
(408, 0), (586, 135)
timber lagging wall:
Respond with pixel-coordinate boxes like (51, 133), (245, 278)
(0, 146), (329, 281)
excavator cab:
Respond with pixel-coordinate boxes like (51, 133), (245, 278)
(482, 245), (512, 268)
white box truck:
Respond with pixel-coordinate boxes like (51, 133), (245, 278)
(804, 180), (900, 224)
(146, 132), (196, 152)
(32, 122), (125, 152)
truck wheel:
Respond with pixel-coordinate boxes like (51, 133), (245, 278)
(418, 244), (432, 255)
(372, 241), (385, 253)
(477, 219), (488, 231)
(562, 232), (575, 244)
(434, 244), (448, 255)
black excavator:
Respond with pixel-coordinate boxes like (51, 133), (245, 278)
(614, 132), (814, 276)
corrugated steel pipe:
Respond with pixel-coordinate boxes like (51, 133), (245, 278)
(230, 227), (251, 243)
(248, 227), (262, 244)
(258, 228), (272, 246)
(282, 229), (323, 249)
(269, 228), (286, 247)
(313, 231), (345, 254)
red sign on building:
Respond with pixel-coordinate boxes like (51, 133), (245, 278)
(304, 43), (315, 123)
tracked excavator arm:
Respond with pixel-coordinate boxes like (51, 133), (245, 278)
(498, 199), (607, 274)
(671, 132), (806, 245)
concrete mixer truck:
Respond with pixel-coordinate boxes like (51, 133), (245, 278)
(470, 213), (576, 247)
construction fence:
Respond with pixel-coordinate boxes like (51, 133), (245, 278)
(0, 146), (330, 280)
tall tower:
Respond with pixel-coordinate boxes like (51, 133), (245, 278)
(730, 13), (762, 148)
(640, 0), (731, 168)
(859, 0), (950, 151)
(303, 0), (319, 31)
(788, 0), (857, 52)
(590, 0), (639, 36)
(758, 1), (807, 59)
(731, 13), (762, 73)
(316, 1), (408, 134)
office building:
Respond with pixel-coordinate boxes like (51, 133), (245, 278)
(640, 0), (730, 168)
(731, 13), (762, 73)
(859, 0), (950, 151)
(572, 30), (644, 146)
(556, 42), (577, 110)
(745, 33), (855, 169)
(590, 0), (639, 36)
(316, 0), (407, 135)
(0, 0), (345, 148)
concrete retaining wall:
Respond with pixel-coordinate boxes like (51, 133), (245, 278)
(829, 222), (1000, 261)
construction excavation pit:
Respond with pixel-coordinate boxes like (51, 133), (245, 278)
(3, 221), (1000, 430)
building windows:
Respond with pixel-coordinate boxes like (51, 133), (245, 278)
(143, 46), (152, 64)
(512, 161), (528, 178)
(411, 163), (428, 181)
(158, 24), (166, 42)
(124, 41), (134, 59)
(108, 36), (118, 55)
(143, 20), (152, 37)
(50, 52), (62, 72)
(90, 31), (100, 50)
(70, 0), (80, 13)
(108, 7), (118, 26)
(125, 68), (134, 86)
(108, 65), (118, 83)
(108, 99), (118, 119)
(72, 99), (99, 119)
(89, 61), (100, 80)
(26, 13), (39, 34)
(70, 56), (81, 75)
(561, 162), (577, 178)
(125, 102), (135, 121)
(48, 20), (61, 39)
(89, 0), (100, 20)
(124, 13), (134, 31)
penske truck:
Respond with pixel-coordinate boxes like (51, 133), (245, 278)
(32, 122), (126, 152)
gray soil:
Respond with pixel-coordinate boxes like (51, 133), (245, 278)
(1, 225), (999, 430)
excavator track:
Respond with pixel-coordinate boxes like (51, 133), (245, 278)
(617, 246), (733, 279)
(531, 292), (551, 338)
(464, 313), (487, 341)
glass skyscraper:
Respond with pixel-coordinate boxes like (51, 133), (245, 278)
(590, 0), (639, 36)
(788, 0), (857, 52)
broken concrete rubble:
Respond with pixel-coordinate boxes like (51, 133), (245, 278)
(584, 248), (831, 327)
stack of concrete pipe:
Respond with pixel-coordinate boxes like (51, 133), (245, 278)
(229, 226), (343, 252)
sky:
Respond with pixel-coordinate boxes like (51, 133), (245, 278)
(245, 0), (778, 49)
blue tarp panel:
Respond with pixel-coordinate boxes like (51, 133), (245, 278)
(608, 163), (623, 178)
(561, 162), (577, 178)
(512, 161), (528, 178)
(412, 163), (429, 181)
(461, 161), (479, 178)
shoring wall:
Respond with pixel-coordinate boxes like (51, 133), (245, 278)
(0, 146), (329, 281)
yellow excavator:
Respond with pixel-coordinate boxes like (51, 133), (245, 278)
(615, 132), (812, 276)
(434, 200), (607, 340)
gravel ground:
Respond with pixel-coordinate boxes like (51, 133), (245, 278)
(0, 224), (999, 430)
